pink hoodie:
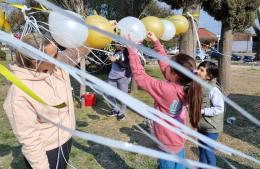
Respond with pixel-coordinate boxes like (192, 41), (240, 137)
(128, 41), (187, 153)
(3, 48), (89, 169)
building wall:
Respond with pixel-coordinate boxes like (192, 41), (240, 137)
(232, 41), (253, 52)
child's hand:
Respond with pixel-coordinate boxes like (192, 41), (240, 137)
(147, 31), (158, 42)
(109, 20), (118, 29)
(124, 33), (132, 41)
(109, 56), (117, 62)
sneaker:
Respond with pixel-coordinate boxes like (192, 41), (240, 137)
(117, 114), (126, 121)
(107, 110), (118, 117)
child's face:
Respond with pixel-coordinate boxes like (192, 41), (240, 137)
(197, 66), (210, 80)
(35, 43), (58, 72)
(115, 43), (124, 50)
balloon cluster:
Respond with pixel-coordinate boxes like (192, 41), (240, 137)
(48, 11), (189, 49)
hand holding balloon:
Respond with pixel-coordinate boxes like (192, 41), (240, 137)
(146, 31), (158, 42)
(109, 20), (118, 30)
(117, 17), (146, 43)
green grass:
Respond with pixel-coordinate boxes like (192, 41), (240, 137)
(0, 61), (259, 169)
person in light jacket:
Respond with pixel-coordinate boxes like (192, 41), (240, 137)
(3, 33), (90, 169)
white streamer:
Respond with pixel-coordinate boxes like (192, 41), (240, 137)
(37, 111), (218, 169)
(34, 0), (260, 127)
(1, 31), (259, 166)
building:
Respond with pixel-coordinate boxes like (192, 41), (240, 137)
(232, 32), (253, 52)
(198, 28), (218, 50)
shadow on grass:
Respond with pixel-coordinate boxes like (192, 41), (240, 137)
(119, 124), (156, 148)
(224, 94), (260, 148)
(190, 146), (255, 169)
(216, 155), (256, 169)
(73, 140), (133, 169)
(76, 120), (89, 127)
(0, 144), (27, 169)
(92, 93), (112, 115)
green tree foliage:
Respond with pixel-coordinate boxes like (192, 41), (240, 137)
(202, 0), (260, 32)
(85, 0), (151, 20)
(202, 0), (260, 93)
(139, 0), (174, 18)
(159, 0), (200, 10)
(49, 0), (86, 14)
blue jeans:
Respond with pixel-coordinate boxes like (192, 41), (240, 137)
(159, 149), (185, 169)
(198, 132), (219, 167)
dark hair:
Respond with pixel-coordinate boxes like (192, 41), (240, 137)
(170, 53), (202, 128)
(198, 61), (218, 80)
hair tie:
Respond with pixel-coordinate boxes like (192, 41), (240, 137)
(192, 69), (197, 75)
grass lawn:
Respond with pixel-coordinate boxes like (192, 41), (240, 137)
(0, 61), (259, 169)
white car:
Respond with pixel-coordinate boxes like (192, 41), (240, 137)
(196, 49), (209, 60)
(167, 47), (179, 55)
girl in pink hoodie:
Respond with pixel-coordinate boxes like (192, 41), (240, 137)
(3, 33), (89, 169)
(127, 32), (202, 169)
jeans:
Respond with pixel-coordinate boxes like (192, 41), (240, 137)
(159, 149), (185, 169)
(198, 132), (219, 167)
(107, 77), (131, 115)
(24, 138), (72, 169)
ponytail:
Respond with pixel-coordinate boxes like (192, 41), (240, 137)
(170, 53), (203, 128)
(187, 81), (202, 128)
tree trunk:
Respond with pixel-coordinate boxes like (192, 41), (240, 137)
(256, 35), (260, 61)
(253, 26), (260, 61)
(253, 9), (260, 61)
(80, 59), (86, 96)
(218, 22), (232, 95)
(179, 4), (201, 58)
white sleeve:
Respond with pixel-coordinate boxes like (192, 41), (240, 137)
(203, 87), (225, 116)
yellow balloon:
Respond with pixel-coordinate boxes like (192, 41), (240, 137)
(168, 15), (189, 35)
(0, 10), (4, 29)
(3, 20), (11, 32)
(141, 16), (164, 39)
(85, 15), (114, 49)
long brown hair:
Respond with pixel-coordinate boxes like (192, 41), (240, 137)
(170, 53), (202, 128)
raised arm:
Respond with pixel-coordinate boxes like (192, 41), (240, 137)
(147, 32), (170, 80)
(128, 47), (167, 100)
(57, 46), (91, 66)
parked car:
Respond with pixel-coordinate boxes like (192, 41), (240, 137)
(196, 49), (209, 60)
(207, 50), (222, 60)
(243, 56), (255, 62)
(167, 47), (179, 55)
(231, 54), (242, 61)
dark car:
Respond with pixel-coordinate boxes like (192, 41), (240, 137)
(207, 50), (222, 60)
(231, 54), (242, 61)
(243, 56), (255, 62)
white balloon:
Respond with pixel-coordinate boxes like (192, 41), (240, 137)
(160, 19), (176, 41)
(117, 16), (146, 43)
(48, 11), (88, 48)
